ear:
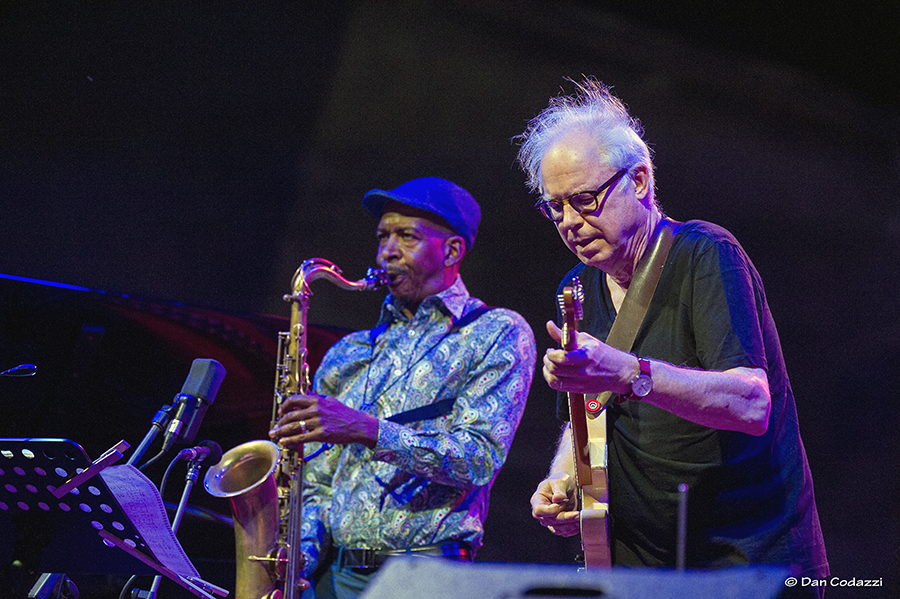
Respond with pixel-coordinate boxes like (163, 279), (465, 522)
(631, 164), (651, 203)
(443, 235), (465, 267)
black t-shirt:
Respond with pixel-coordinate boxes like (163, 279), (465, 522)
(556, 220), (828, 577)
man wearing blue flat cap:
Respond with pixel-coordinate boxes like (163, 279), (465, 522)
(271, 177), (536, 599)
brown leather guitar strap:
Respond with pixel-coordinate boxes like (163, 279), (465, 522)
(595, 217), (681, 408)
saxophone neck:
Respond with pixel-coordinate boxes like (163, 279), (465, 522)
(286, 258), (389, 301)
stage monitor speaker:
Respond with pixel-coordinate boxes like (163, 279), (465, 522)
(360, 557), (790, 599)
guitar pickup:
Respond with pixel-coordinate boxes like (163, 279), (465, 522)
(588, 439), (607, 470)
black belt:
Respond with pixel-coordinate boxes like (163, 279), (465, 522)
(334, 541), (473, 572)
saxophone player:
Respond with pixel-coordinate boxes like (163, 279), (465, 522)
(269, 177), (536, 599)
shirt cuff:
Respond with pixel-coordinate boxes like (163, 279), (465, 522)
(370, 418), (408, 463)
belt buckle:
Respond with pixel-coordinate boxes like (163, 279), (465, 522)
(357, 548), (379, 571)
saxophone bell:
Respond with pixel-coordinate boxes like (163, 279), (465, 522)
(204, 440), (282, 599)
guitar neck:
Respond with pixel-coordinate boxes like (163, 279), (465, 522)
(562, 316), (592, 487)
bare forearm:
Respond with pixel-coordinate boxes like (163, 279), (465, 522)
(543, 324), (771, 437)
(532, 424), (579, 537)
(549, 423), (576, 477)
(633, 359), (771, 436)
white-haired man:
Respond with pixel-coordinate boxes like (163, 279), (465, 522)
(519, 79), (827, 598)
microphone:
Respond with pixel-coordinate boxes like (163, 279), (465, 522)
(162, 359), (226, 452)
(1, 364), (37, 377)
(177, 440), (223, 466)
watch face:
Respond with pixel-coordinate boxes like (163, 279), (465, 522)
(632, 374), (652, 397)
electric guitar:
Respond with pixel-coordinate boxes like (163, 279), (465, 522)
(558, 278), (611, 567)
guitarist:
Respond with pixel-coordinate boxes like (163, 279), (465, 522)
(517, 78), (828, 598)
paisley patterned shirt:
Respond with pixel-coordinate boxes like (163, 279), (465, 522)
(300, 276), (535, 574)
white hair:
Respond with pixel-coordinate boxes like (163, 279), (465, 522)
(515, 77), (655, 203)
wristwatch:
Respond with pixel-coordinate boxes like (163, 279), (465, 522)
(624, 357), (653, 401)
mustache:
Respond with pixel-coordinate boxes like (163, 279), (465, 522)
(383, 265), (406, 281)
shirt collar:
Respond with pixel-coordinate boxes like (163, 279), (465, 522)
(376, 275), (470, 327)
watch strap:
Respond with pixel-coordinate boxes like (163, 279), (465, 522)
(623, 357), (652, 401)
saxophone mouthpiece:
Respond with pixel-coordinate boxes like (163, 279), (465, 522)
(367, 267), (392, 288)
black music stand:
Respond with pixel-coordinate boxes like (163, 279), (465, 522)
(0, 438), (225, 598)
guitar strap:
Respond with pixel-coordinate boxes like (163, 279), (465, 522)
(595, 217), (681, 408)
(576, 218), (681, 567)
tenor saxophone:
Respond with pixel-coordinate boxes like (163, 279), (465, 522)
(205, 259), (389, 599)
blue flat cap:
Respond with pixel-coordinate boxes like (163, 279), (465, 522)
(362, 177), (481, 250)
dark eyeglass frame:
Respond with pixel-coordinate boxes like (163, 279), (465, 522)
(533, 168), (629, 223)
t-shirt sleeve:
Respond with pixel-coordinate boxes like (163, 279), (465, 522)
(690, 235), (768, 372)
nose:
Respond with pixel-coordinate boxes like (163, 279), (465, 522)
(379, 234), (401, 261)
(558, 202), (581, 229)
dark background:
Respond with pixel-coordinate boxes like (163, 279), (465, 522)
(1, 1), (897, 597)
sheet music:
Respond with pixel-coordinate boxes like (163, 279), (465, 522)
(99, 464), (200, 578)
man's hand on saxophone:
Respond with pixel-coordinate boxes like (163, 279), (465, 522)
(268, 393), (379, 450)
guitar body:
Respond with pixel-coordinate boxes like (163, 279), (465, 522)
(581, 410), (611, 567)
(559, 281), (612, 568)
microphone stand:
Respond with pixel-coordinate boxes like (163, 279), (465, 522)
(127, 404), (174, 467)
(676, 483), (689, 571)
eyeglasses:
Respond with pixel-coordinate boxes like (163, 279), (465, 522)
(533, 169), (629, 223)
